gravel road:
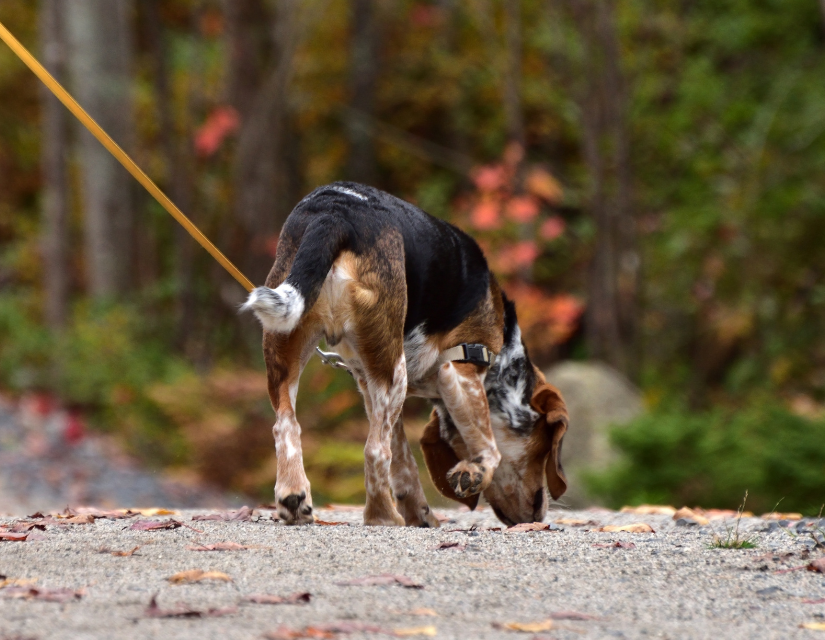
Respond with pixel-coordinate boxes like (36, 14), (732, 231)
(1, 505), (824, 640)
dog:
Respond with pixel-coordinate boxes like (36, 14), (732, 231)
(241, 182), (569, 527)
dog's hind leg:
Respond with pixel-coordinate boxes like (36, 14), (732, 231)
(437, 362), (501, 499)
(264, 321), (322, 525)
(390, 414), (440, 527)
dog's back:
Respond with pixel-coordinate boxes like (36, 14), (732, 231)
(244, 181), (492, 339)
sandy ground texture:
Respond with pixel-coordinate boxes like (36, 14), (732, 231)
(1, 505), (824, 640)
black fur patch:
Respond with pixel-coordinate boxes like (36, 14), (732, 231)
(284, 182), (490, 336)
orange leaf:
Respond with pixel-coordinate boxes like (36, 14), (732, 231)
(540, 216), (566, 241)
(599, 523), (656, 533)
(471, 165), (506, 193)
(526, 167), (563, 204)
(505, 196), (540, 223)
(195, 106), (240, 158)
(470, 200), (502, 230)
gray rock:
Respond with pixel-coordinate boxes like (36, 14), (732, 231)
(544, 361), (644, 507)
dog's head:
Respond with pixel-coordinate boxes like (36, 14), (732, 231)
(420, 293), (567, 525)
(421, 354), (568, 528)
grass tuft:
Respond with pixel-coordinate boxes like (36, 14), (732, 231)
(709, 491), (758, 550)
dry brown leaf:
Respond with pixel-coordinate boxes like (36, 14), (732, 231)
(803, 598), (825, 604)
(0, 586), (83, 602)
(192, 506), (254, 522)
(394, 626), (437, 637)
(672, 507), (710, 525)
(65, 514), (95, 525)
(762, 512), (802, 521)
(599, 523), (655, 533)
(431, 541), (466, 551)
(314, 520), (349, 526)
(506, 522), (551, 532)
(167, 569), (232, 584)
(245, 592), (311, 605)
(620, 505), (675, 516)
(187, 542), (250, 552)
(144, 594), (237, 618)
(9, 522), (46, 533)
(98, 546), (141, 557)
(0, 532), (28, 542)
(335, 574), (423, 588)
(801, 622), (825, 631)
(493, 619), (554, 632)
(131, 508), (177, 517)
(0, 577), (37, 589)
(593, 542), (636, 549)
(808, 558), (825, 573)
(704, 508), (753, 519)
(555, 518), (598, 527)
(129, 519), (183, 531)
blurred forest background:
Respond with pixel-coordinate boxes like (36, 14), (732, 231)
(1, 0), (825, 514)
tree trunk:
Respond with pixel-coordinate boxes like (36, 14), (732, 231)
(39, 0), (71, 330)
(144, 0), (196, 347)
(66, 0), (135, 299)
(569, 0), (638, 377)
(346, 0), (379, 185)
(228, 0), (302, 284)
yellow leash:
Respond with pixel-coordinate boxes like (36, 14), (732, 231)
(0, 20), (254, 293)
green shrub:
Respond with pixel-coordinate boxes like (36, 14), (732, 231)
(584, 403), (825, 515)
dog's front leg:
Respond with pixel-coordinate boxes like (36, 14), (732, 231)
(390, 414), (440, 528)
(358, 360), (407, 527)
(437, 361), (501, 499)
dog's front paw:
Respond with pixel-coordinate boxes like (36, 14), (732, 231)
(275, 488), (315, 525)
(447, 458), (491, 498)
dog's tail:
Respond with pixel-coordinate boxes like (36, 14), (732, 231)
(241, 214), (350, 334)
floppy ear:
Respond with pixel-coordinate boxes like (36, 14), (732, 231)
(419, 409), (480, 510)
(531, 383), (569, 501)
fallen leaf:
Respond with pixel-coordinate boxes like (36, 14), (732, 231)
(593, 542), (636, 549)
(335, 574), (423, 589)
(803, 598), (825, 604)
(555, 518), (598, 527)
(808, 558), (825, 573)
(394, 625), (437, 637)
(621, 505), (676, 516)
(550, 611), (603, 621)
(405, 608), (438, 617)
(192, 506), (254, 522)
(65, 514), (95, 525)
(431, 541), (466, 551)
(167, 570), (232, 585)
(9, 522), (46, 533)
(672, 507), (710, 525)
(506, 522), (551, 532)
(129, 519), (182, 531)
(0, 587), (83, 602)
(187, 542), (250, 552)
(775, 565), (809, 574)
(599, 523), (656, 534)
(307, 622), (391, 635)
(264, 627), (329, 640)
(762, 512), (803, 521)
(144, 594), (237, 618)
(99, 546), (141, 557)
(493, 619), (554, 632)
(0, 532), (28, 542)
(131, 508), (177, 517)
(0, 577), (37, 589)
(801, 622), (825, 631)
(314, 520), (349, 526)
(245, 592), (311, 605)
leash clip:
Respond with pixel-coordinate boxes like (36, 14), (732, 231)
(316, 347), (351, 372)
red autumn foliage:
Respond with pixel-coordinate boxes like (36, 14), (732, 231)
(194, 106), (240, 158)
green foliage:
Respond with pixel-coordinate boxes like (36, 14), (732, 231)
(585, 403), (825, 515)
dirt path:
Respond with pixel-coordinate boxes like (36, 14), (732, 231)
(1, 506), (824, 639)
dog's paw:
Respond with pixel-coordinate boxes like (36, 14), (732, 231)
(275, 489), (315, 525)
(447, 458), (491, 498)
(396, 496), (440, 528)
